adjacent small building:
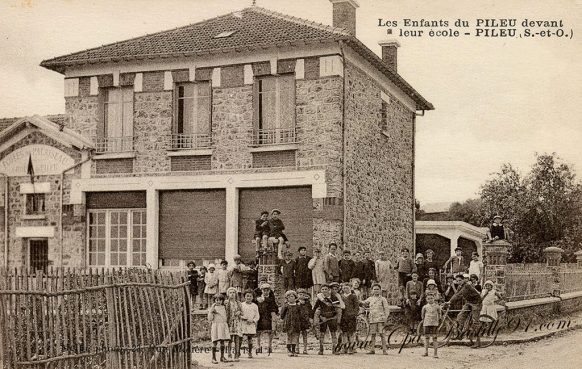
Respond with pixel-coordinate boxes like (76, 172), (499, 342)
(0, 0), (432, 271)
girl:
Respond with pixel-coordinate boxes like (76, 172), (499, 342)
(422, 279), (442, 304)
(204, 264), (219, 306)
(280, 290), (302, 356)
(240, 290), (260, 358)
(255, 283), (279, 355)
(208, 294), (230, 364)
(480, 280), (504, 322)
(297, 288), (313, 354)
(225, 287), (243, 361)
(350, 277), (363, 300)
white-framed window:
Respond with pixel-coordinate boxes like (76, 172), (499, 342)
(98, 87), (134, 152)
(25, 194), (46, 215)
(253, 75), (296, 145)
(173, 82), (212, 149)
(87, 209), (146, 267)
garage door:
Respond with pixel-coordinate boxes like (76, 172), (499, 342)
(238, 187), (313, 260)
(159, 190), (226, 260)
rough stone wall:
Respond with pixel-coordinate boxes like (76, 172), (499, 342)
(296, 77), (344, 197)
(65, 96), (99, 138)
(210, 86), (254, 170)
(343, 62), (415, 260)
(133, 92), (172, 173)
(0, 131), (84, 268)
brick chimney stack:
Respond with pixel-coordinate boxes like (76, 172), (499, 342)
(378, 39), (400, 73)
(329, 0), (359, 36)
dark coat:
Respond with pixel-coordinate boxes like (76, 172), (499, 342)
(187, 269), (199, 296)
(269, 218), (285, 238)
(295, 256), (313, 288)
(255, 218), (270, 237)
(256, 291), (279, 331)
(363, 259), (377, 287)
(353, 260), (366, 282)
(281, 303), (303, 333)
(298, 300), (313, 330)
(339, 259), (356, 283)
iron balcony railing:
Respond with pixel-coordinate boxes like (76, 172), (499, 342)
(169, 133), (212, 150)
(250, 127), (299, 146)
(94, 136), (134, 153)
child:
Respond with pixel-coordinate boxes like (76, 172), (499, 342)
(187, 261), (199, 309)
(375, 251), (394, 298)
(340, 282), (359, 354)
(268, 209), (287, 260)
(360, 284), (389, 355)
(395, 248), (416, 301)
(423, 268), (441, 293)
(308, 248), (326, 294)
(297, 288), (313, 354)
(353, 252), (366, 293)
(280, 290), (303, 357)
(480, 280), (504, 322)
(421, 292), (441, 358)
(422, 279), (442, 305)
(405, 272), (423, 333)
(468, 252), (484, 285)
(486, 215), (506, 242)
(443, 247), (465, 275)
(254, 210), (270, 256)
(350, 277), (362, 300)
(324, 243), (340, 283)
(197, 266), (207, 309)
(313, 284), (342, 355)
(362, 250), (376, 298)
(217, 260), (231, 296)
(255, 283), (278, 354)
(295, 247), (313, 290)
(240, 290), (259, 358)
(281, 252), (296, 290)
(204, 264), (219, 305)
(244, 261), (258, 292)
(415, 253), (427, 281)
(339, 250), (355, 283)
(208, 294), (230, 364)
(470, 274), (482, 292)
(225, 287), (242, 361)
(424, 249), (439, 276)
(230, 255), (249, 298)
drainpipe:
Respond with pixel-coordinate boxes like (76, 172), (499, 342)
(0, 173), (7, 268)
(59, 152), (93, 267)
(339, 41), (347, 250)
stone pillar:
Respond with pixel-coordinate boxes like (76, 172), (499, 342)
(575, 250), (582, 268)
(543, 246), (564, 297)
(483, 240), (510, 295)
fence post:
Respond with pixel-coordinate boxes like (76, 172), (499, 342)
(575, 250), (582, 268)
(483, 240), (510, 296)
(543, 246), (564, 297)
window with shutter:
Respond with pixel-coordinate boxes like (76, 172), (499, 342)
(253, 75), (296, 145)
(97, 87), (134, 153)
(173, 82), (212, 149)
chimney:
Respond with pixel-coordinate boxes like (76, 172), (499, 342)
(329, 0), (359, 35)
(378, 39), (400, 73)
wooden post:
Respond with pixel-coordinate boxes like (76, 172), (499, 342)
(105, 273), (120, 369)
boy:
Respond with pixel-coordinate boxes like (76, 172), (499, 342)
(443, 274), (483, 348)
(443, 247), (465, 275)
(468, 252), (484, 285)
(486, 215), (505, 242)
(217, 260), (230, 295)
(424, 249), (439, 275)
(353, 252), (366, 290)
(308, 248), (326, 293)
(362, 251), (376, 298)
(375, 251), (393, 298)
(186, 261), (199, 309)
(230, 255), (249, 298)
(423, 268), (441, 293)
(415, 253), (427, 281)
(295, 247), (313, 290)
(324, 243), (340, 283)
(340, 282), (359, 354)
(204, 264), (219, 303)
(470, 274), (482, 292)
(405, 272), (423, 332)
(313, 284), (342, 355)
(281, 252), (296, 290)
(197, 266), (208, 309)
(395, 248), (416, 289)
(360, 284), (389, 355)
(254, 211), (270, 256)
(297, 288), (314, 354)
(421, 292), (441, 358)
(255, 283), (278, 354)
(268, 209), (287, 260)
(339, 250), (356, 283)
(280, 290), (302, 356)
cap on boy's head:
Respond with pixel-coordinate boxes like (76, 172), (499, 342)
(425, 249), (434, 255)
(271, 209), (281, 215)
(401, 248), (409, 253)
(208, 263), (216, 270)
(285, 290), (298, 299)
(260, 282), (271, 289)
(296, 288), (308, 295)
(330, 282), (340, 289)
(484, 280), (494, 288)
(463, 273), (470, 279)
(470, 274), (479, 280)
(343, 250), (351, 255)
(411, 271), (418, 276)
(415, 253), (424, 259)
(455, 247), (462, 252)
(329, 242), (337, 248)
(298, 246), (307, 252)
(187, 261), (195, 267)
(220, 260), (228, 266)
(261, 210), (269, 216)
(493, 215), (502, 220)
(286, 251), (293, 257)
(446, 273), (454, 280)
(472, 252), (479, 257)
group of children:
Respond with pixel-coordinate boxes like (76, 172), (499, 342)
(254, 209), (289, 259)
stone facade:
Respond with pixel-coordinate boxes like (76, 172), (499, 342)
(343, 62), (415, 259)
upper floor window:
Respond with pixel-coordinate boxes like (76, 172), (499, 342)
(253, 75), (296, 145)
(25, 194), (45, 215)
(172, 82), (212, 149)
(97, 87), (134, 153)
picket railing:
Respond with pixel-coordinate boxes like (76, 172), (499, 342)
(504, 263), (554, 301)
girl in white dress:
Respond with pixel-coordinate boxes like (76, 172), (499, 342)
(480, 280), (503, 322)
(208, 294), (230, 364)
(240, 290), (260, 358)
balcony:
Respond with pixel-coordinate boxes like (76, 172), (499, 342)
(94, 136), (134, 154)
(169, 133), (212, 150)
(249, 127), (299, 147)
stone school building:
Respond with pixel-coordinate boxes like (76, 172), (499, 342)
(0, 1), (432, 271)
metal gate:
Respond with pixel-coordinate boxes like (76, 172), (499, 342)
(0, 267), (191, 369)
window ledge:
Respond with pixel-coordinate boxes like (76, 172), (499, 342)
(94, 152), (136, 160)
(167, 149), (213, 157)
(249, 144), (299, 153)
(22, 214), (47, 220)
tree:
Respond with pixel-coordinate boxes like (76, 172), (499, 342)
(447, 198), (485, 227)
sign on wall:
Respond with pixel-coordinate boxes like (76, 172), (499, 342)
(0, 145), (75, 176)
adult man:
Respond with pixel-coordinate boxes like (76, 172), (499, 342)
(324, 243), (340, 283)
(295, 247), (313, 290)
(443, 274), (483, 347)
(339, 250), (356, 283)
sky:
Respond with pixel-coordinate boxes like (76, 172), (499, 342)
(0, 0), (581, 205)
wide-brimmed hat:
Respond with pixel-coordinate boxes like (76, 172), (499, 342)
(260, 282), (271, 289)
(285, 290), (298, 298)
(207, 263), (216, 270)
(427, 279), (437, 286)
(484, 280), (494, 287)
(271, 209), (281, 215)
(226, 287), (238, 295)
(425, 249), (434, 254)
(416, 253), (424, 259)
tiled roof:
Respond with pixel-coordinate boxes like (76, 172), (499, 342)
(40, 6), (433, 110)
(0, 114), (67, 133)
